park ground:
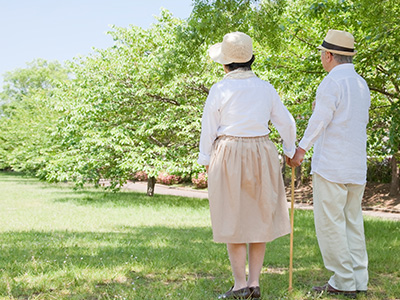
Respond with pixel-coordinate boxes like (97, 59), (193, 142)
(120, 180), (400, 220)
(1, 172), (399, 299)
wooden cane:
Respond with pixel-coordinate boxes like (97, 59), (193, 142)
(289, 167), (295, 291)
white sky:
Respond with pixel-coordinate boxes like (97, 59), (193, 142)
(0, 0), (194, 87)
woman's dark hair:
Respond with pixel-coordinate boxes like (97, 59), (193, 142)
(225, 55), (255, 72)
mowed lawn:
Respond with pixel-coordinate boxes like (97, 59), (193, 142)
(0, 172), (399, 299)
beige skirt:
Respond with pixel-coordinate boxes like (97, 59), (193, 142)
(208, 135), (290, 243)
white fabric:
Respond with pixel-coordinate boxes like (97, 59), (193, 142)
(223, 69), (256, 80)
(313, 173), (368, 291)
(198, 73), (296, 165)
(298, 64), (370, 185)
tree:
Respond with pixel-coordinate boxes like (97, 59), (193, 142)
(1, 1), (398, 196)
(0, 59), (68, 107)
(0, 59), (69, 173)
(189, 0), (399, 192)
(44, 11), (213, 193)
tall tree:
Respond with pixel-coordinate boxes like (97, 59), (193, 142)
(1, 1), (398, 195)
(0, 59), (69, 173)
(44, 10), (212, 192)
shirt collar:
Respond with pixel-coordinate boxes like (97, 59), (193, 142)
(329, 63), (355, 74)
(224, 69), (257, 80)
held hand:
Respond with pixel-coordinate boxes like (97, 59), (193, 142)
(205, 165), (209, 173)
(289, 148), (306, 167)
(285, 155), (292, 167)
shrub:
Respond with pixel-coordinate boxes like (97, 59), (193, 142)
(157, 171), (182, 185)
(367, 157), (391, 183)
(132, 171), (148, 181)
(191, 172), (208, 189)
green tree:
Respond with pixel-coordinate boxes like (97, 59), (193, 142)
(1, 1), (398, 196)
(189, 0), (399, 192)
(0, 59), (69, 173)
(0, 59), (68, 108)
(45, 11), (212, 194)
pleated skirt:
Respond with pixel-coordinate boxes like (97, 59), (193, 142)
(208, 135), (291, 243)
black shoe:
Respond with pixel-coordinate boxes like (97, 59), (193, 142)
(312, 283), (357, 299)
(218, 287), (251, 299)
(249, 286), (261, 299)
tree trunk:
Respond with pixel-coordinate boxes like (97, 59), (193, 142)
(295, 164), (302, 188)
(282, 156), (287, 184)
(147, 176), (156, 197)
(389, 155), (399, 196)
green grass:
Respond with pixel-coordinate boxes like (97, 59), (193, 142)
(0, 171), (399, 299)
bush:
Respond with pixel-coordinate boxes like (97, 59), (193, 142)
(157, 171), (182, 185)
(132, 171), (148, 181)
(191, 172), (208, 189)
(367, 157), (392, 183)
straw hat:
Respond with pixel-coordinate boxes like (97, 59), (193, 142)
(209, 32), (253, 64)
(317, 29), (357, 56)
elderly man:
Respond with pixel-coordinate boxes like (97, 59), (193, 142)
(289, 30), (370, 298)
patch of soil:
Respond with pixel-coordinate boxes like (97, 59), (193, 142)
(363, 182), (400, 212)
(286, 182), (400, 213)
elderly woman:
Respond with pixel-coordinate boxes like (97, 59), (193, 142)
(198, 32), (296, 299)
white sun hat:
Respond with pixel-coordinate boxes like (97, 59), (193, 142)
(208, 31), (253, 65)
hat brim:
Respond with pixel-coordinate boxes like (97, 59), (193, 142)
(317, 45), (357, 56)
(208, 43), (233, 65)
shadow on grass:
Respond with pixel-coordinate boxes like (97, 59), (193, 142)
(0, 211), (329, 299)
(53, 189), (210, 209)
(0, 170), (40, 182)
(1, 172), (399, 299)
(0, 226), (225, 299)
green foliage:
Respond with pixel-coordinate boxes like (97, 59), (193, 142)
(41, 11), (212, 188)
(0, 59), (69, 173)
(0, 59), (68, 107)
(367, 157), (392, 183)
(0, 1), (399, 188)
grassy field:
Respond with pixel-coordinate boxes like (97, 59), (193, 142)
(0, 171), (399, 299)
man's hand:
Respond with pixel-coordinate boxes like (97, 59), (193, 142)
(205, 165), (209, 173)
(285, 155), (292, 166)
(287, 148), (306, 167)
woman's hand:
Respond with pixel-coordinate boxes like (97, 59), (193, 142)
(288, 148), (306, 167)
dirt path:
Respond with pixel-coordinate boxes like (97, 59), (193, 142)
(122, 181), (400, 221)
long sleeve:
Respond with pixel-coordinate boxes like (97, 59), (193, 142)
(270, 91), (297, 158)
(198, 86), (220, 165)
(298, 77), (338, 151)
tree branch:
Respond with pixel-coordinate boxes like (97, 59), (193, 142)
(370, 104), (391, 110)
(149, 135), (167, 147)
(187, 83), (209, 95)
(145, 93), (180, 106)
(293, 33), (316, 49)
(274, 64), (323, 74)
(369, 87), (395, 102)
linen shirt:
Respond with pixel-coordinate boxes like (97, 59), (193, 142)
(198, 75), (296, 166)
(298, 64), (371, 185)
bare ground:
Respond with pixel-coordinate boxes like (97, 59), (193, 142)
(286, 181), (400, 213)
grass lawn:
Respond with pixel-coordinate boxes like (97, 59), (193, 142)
(0, 171), (399, 299)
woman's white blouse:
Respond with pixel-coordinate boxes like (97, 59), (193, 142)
(198, 76), (296, 166)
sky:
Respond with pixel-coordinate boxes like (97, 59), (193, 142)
(0, 0), (194, 88)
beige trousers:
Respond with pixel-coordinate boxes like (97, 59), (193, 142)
(313, 173), (368, 291)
